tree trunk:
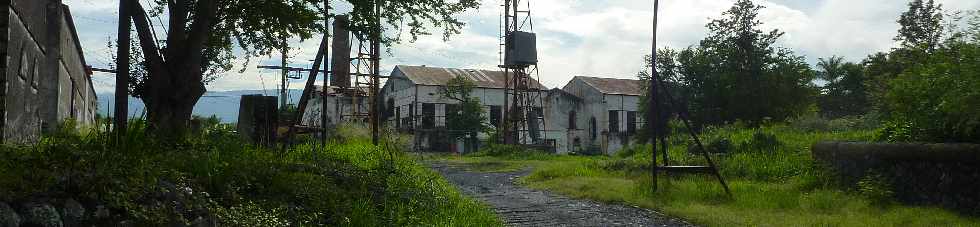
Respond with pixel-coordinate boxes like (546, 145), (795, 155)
(144, 78), (205, 136)
(127, 0), (215, 137)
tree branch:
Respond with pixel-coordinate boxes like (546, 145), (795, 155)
(129, 0), (168, 79)
(181, 0), (218, 76)
(166, 0), (188, 61)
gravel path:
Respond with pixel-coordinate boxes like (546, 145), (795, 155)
(430, 162), (694, 227)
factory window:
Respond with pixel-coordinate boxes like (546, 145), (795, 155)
(568, 111), (577, 129)
(422, 103), (435, 129)
(589, 117), (597, 140)
(18, 47), (29, 80)
(608, 110), (620, 133)
(31, 58), (40, 89)
(445, 104), (459, 127)
(627, 111), (637, 135)
(489, 105), (502, 128)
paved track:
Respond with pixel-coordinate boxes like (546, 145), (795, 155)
(430, 163), (694, 227)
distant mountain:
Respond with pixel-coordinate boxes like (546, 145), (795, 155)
(97, 90), (305, 123)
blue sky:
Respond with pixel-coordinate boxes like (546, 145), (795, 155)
(65, 0), (979, 94)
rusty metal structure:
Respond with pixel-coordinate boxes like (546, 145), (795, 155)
(500, 0), (547, 145)
(647, 0), (730, 196)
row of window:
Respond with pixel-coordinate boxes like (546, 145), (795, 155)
(568, 110), (640, 133)
(391, 103), (545, 130)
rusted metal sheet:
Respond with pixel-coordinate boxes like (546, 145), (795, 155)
(574, 76), (644, 96)
(396, 65), (546, 90)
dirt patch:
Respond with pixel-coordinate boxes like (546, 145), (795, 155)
(430, 162), (694, 227)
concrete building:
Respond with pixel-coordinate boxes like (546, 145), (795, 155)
(300, 86), (370, 128)
(545, 76), (645, 155)
(1, 0), (97, 143)
(381, 65), (547, 152)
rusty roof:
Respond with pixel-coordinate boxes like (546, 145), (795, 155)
(574, 76), (644, 96)
(394, 65), (547, 90)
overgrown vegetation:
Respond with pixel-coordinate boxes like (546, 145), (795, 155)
(645, 0), (978, 143)
(0, 121), (500, 226)
(441, 122), (980, 226)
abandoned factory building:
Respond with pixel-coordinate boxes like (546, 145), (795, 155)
(380, 65), (548, 151)
(1, 0), (98, 143)
(545, 76), (645, 155)
(371, 65), (645, 154)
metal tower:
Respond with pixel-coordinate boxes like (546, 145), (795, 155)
(500, 0), (547, 146)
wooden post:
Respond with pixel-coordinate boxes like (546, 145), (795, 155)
(370, 0), (382, 145)
(114, 0), (131, 134)
(320, 0), (330, 145)
(649, 0), (660, 191)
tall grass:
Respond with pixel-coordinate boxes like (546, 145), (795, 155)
(445, 123), (980, 226)
(0, 121), (500, 226)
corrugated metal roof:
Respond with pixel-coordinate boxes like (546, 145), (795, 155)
(395, 65), (547, 90)
(574, 76), (644, 96)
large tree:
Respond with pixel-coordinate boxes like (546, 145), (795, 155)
(816, 56), (870, 118)
(124, 0), (479, 135)
(652, 0), (815, 126)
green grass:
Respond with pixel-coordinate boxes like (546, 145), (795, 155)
(440, 124), (980, 226)
(0, 121), (501, 226)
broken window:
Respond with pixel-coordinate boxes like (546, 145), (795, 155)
(422, 103), (435, 129)
(590, 117), (597, 140)
(19, 46), (29, 80)
(31, 58), (39, 89)
(568, 111), (577, 129)
(608, 110), (620, 133)
(489, 105), (502, 128)
(627, 111), (637, 135)
(445, 104), (460, 128)
(395, 106), (401, 129)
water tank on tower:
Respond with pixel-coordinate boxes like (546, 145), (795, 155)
(504, 31), (538, 67)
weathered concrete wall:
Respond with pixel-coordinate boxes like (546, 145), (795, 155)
(3, 0), (96, 143)
(813, 142), (980, 214)
(558, 78), (642, 155)
(543, 89), (582, 154)
(4, 3), (47, 143)
(238, 95), (278, 145)
(300, 92), (369, 128)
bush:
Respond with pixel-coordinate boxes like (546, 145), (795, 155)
(0, 120), (501, 226)
(880, 36), (980, 143)
(740, 131), (782, 153)
(857, 172), (896, 207)
(687, 138), (732, 154)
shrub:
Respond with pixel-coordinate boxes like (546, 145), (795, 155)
(0, 120), (500, 226)
(740, 131), (782, 153)
(857, 172), (896, 207)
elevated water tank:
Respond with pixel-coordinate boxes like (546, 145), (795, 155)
(505, 31), (538, 67)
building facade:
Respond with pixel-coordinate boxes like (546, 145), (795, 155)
(382, 65), (547, 152)
(545, 76), (645, 155)
(1, 0), (97, 143)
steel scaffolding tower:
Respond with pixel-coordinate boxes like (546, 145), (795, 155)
(500, 0), (546, 146)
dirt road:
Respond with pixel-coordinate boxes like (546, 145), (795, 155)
(430, 163), (694, 227)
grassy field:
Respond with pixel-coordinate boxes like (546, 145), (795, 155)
(0, 122), (501, 226)
(438, 123), (980, 226)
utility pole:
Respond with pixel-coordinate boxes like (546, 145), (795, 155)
(280, 39), (289, 111)
(114, 0), (131, 134)
(370, 0), (382, 145)
(649, 0), (660, 191)
(647, 0), (731, 196)
(320, 0), (330, 145)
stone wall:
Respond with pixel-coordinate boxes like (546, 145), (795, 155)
(812, 142), (980, 214)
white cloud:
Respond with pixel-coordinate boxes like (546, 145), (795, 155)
(64, 0), (980, 93)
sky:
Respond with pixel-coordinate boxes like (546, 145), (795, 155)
(64, 0), (980, 94)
